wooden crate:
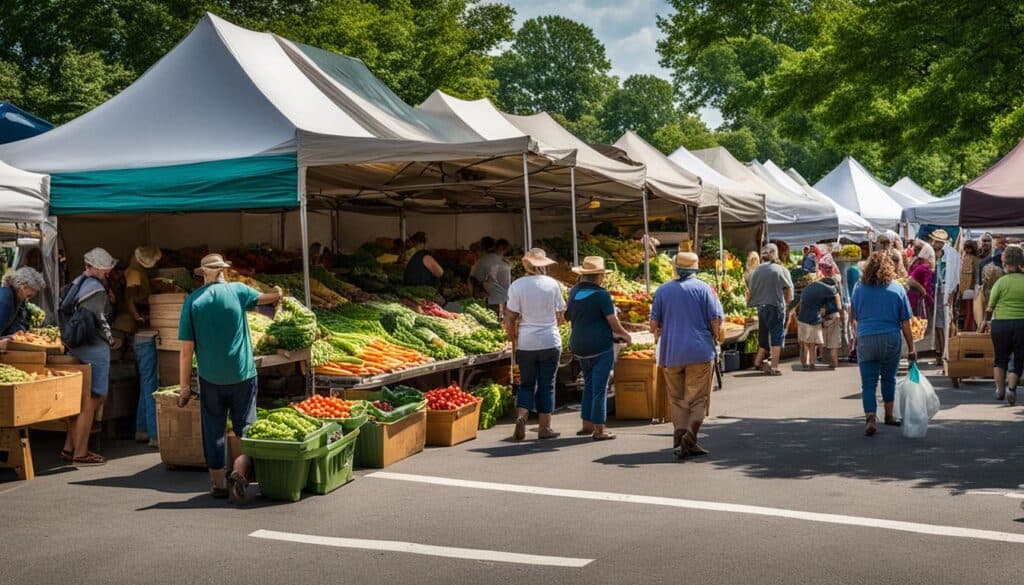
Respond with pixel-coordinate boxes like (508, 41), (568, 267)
(4, 339), (63, 355)
(149, 293), (187, 305)
(0, 366), (83, 427)
(0, 350), (47, 366)
(31, 359), (93, 430)
(154, 391), (206, 468)
(158, 349), (181, 385)
(150, 305), (183, 323)
(150, 318), (179, 329)
(948, 332), (993, 360)
(425, 400), (481, 447)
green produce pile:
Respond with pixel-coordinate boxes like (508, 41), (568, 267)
(382, 385), (425, 407)
(559, 322), (571, 350)
(463, 302), (502, 330)
(153, 385), (181, 395)
(647, 253), (675, 285)
(261, 297), (318, 352)
(470, 379), (513, 429)
(247, 409), (320, 441)
(623, 342), (655, 352)
(374, 302), (465, 360)
(26, 302), (45, 328)
(0, 364), (31, 383)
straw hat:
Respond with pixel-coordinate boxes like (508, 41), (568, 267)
(929, 229), (950, 244)
(521, 248), (556, 269)
(83, 247), (117, 270)
(134, 246), (162, 269)
(193, 253), (232, 275)
(571, 256), (612, 275)
(673, 252), (699, 270)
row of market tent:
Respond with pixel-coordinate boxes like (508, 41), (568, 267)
(2, 12), (1024, 304)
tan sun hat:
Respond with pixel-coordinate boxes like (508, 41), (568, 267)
(193, 253), (232, 275)
(673, 252), (699, 270)
(83, 247), (117, 270)
(134, 246), (162, 269)
(521, 247), (556, 269)
(571, 256), (612, 275)
(929, 229), (950, 244)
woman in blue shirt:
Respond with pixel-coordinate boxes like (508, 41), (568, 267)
(851, 252), (918, 437)
(566, 256), (632, 440)
(0, 267), (44, 335)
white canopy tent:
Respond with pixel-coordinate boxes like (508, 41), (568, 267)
(813, 157), (907, 231)
(758, 161), (873, 242)
(901, 187), (961, 225)
(691, 147), (836, 245)
(891, 176), (934, 205)
(0, 160), (58, 318)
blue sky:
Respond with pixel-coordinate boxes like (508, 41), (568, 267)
(502, 0), (723, 128)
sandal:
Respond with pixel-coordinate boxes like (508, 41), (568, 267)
(72, 452), (107, 466)
(592, 432), (616, 441)
(228, 471), (249, 504)
(884, 416), (902, 427)
(210, 486), (229, 499)
(538, 428), (561, 440)
(59, 449), (74, 462)
(766, 369), (782, 376)
(864, 414), (877, 437)
(576, 428), (595, 436)
(513, 417), (527, 441)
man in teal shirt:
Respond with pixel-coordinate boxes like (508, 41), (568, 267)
(177, 253), (280, 501)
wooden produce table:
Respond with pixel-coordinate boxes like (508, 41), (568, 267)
(315, 349), (512, 392)
(0, 356), (84, 480)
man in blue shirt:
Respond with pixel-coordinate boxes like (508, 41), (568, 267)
(650, 252), (724, 459)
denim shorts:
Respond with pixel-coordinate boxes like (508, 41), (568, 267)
(757, 305), (786, 349)
(68, 342), (111, 397)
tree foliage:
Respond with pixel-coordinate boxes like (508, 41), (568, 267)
(0, 0), (514, 123)
(493, 15), (616, 121)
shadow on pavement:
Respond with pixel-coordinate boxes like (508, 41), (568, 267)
(70, 462), (207, 494)
(469, 436), (593, 458)
(593, 375), (1024, 492)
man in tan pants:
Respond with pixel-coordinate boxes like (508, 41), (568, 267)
(649, 253), (724, 459)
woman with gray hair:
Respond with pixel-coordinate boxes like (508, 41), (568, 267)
(0, 266), (45, 336)
(60, 247), (121, 466)
(980, 244), (1024, 405)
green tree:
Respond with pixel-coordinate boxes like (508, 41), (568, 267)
(714, 127), (758, 162)
(600, 74), (680, 143)
(493, 15), (616, 120)
(650, 116), (718, 154)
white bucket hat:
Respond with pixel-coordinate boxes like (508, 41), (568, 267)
(84, 247), (117, 270)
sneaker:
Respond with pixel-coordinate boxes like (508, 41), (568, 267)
(996, 387), (1006, 401)
(1008, 389), (1017, 406)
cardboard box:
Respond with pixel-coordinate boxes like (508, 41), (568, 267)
(945, 358), (992, 380)
(613, 357), (662, 420)
(154, 392), (206, 468)
(0, 365), (83, 427)
(949, 332), (993, 360)
(425, 400), (481, 446)
(355, 409), (426, 468)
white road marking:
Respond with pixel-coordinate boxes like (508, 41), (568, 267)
(966, 490), (1024, 500)
(369, 472), (1024, 545)
(249, 529), (593, 567)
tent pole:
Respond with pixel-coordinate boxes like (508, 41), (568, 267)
(522, 153), (533, 249)
(298, 166), (312, 308)
(570, 166), (579, 265)
(642, 189), (651, 294)
(399, 207), (407, 243)
(717, 192), (725, 278)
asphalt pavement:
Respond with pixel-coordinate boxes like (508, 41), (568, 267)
(2, 359), (1023, 585)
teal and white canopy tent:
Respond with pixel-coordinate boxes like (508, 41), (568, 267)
(0, 14), (545, 305)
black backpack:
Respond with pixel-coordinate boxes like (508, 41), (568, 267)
(58, 276), (101, 348)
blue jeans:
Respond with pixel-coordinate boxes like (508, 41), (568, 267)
(134, 335), (158, 438)
(199, 376), (258, 470)
(757, 305), (786, 349)
(857, 332), (901, 413)
(579, 348), (614, 425)
(516, 348), (560, 414)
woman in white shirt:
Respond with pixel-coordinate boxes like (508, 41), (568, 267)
(503, 248), (566, 441)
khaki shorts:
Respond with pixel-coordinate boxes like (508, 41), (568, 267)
(822, 314), (842, 349)
(797, 321), (824, 345)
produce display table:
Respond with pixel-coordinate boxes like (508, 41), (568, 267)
(315, 349), (512, 392)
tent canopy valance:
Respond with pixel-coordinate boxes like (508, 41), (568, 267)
(902, 187), (961, 225)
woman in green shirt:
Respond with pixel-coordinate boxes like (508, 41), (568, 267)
(982, 244), (1024, 405)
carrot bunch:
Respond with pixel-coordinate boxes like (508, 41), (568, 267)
(314, 333), (431, 378)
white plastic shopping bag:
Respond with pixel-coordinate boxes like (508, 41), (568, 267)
(893, 363), (941, 438)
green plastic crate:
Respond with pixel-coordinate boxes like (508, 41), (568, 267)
(305, 428), (360, 495)
(242, 422), (340, 502)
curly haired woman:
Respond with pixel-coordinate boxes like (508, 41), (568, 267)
(851, 252), (918, 436)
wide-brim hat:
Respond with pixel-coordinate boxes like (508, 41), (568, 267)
(572, 256), (612, 275)
(134, 246), (162, 269)
(929, 229), (950, 244)
(673, 252), (699, 270)
(521, 247), (556, 269)
(193, 253), (232, 275)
